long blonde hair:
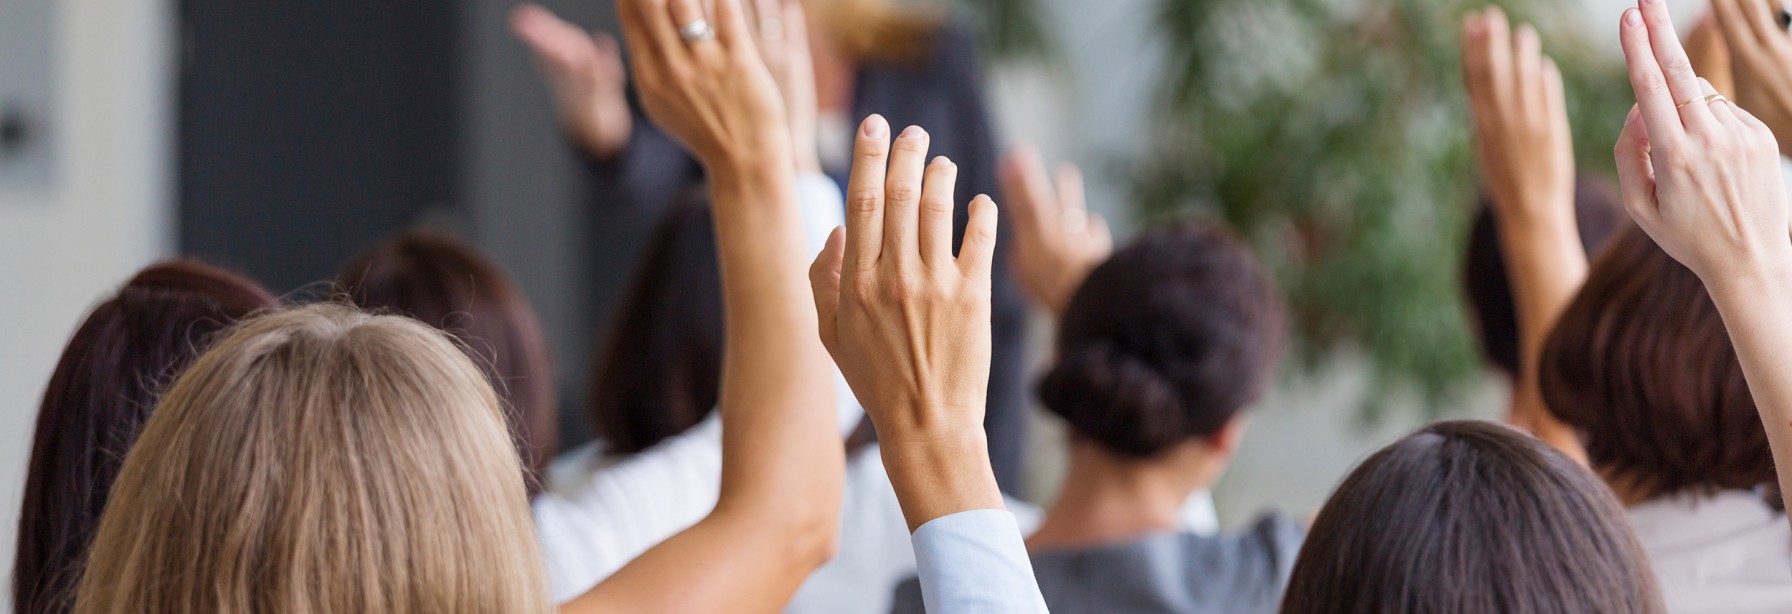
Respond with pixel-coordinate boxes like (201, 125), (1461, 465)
(73, 303), (550, 614)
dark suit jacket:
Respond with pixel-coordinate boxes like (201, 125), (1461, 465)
(584, 26), (1029, 493)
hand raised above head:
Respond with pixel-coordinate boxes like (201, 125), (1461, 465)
(511, 4), (633, 159)
(615, 0), (789, 169)
(999, 145), (1112, 317)
(1460, 6), (1574, 224)
(1711, 0), (1792, 155)
(1615, 0), (1792, 289)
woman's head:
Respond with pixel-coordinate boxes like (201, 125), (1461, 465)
(339, 232), (558, 495)
(1281, 421), (1661, 614)
(1540, 227), (1774, 498)
(74, 304), (549, 614)
(587, 197), (724, 455)
(1463, 177), (1625, 377)
(1037, 222), (1284, 459)
(14, 260), (276, 614)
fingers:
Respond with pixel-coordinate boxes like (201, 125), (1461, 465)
(845, 115), (891, 272)
(1001, 146), (1058, 238)
(1638, 0), (1718, 129)
(1621, 8), (1685, 148)
(918, 157), (960, 267)
(1738, 0), (1781, 47)
(958, 195), (1000, 280)
(710, 0), (753, 52)
(1712, 0), (1757, 53)
(1703, 77), (1743, 127)
(1514, 24), (1543, 114)
(1614, 105), (1661, 225)
(810, 226), (846, 349)
(883, 126), (932, 264)
(1543, 56), (1571, 138)
(512, 4), (595, 72)
(1055, 163), (1088, 226)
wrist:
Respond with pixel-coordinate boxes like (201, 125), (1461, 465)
(1704, 251), (1792, 308)
(878, 425), (1005, 531)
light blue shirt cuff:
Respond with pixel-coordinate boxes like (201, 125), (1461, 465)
(911, 509), (1049, 613)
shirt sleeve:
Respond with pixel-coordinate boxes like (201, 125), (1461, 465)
(910, 509), (1048, 613)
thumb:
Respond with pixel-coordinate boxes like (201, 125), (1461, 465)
(1614, 105), (1660, 225)
(810, 226), (846, 351)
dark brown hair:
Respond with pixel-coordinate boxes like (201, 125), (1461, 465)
(13, 260), (277, 614)
(586, 196), (724, 455)
(1463, 177), (1626, 376)
(1037, 222), (1284, 458)
(338, 232), (558, 496)
(1281, 420), (1662, 614)
(1540, 227), (1774, 498)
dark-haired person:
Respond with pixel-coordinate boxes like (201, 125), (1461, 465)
(892, 167), (1296, 611)
(338, 231), (560, 497)
(1279, 421), (1664, 614)
(511, 0), (1033, 495)
(1485, 0), (1792, 609)
(13, 260), (278, 614)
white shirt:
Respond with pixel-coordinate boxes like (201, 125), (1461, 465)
(1629, 489), (1792, 613)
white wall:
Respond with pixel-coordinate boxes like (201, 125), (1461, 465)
(0, 0), (174, 605)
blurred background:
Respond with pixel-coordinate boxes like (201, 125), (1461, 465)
(0, 0), (1708, 603)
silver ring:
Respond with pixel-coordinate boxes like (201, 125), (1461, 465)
(678, 19), (715, 43)
(760, 17), (785, 41)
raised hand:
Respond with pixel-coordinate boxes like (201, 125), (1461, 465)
(999, 146), (1113, 317)
(1712, 0), (1792, 155)
(1614, 0), (1792, 526)
(1461, 7), (1574, 225)
(1616, 0), (1789, 286)
(747, 0), (822, 173)
(810, 115), (1005, 531)
(615, 0), (789, 169)
(1460, 6), (1588, 461)
(511, 4), (634, 159)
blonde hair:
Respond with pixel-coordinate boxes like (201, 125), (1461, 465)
(810, 0), (943, 62)
(73, 303), (550, 614)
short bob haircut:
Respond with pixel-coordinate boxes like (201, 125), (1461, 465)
(13, 259), (276, 614)
(339, 232), (558, 495)
(1462, 177), (1626, 376)
(74, 304), (550, 613)
(1540, 226), (1775, 498)
(587, 196), (724, 455)
(1281, 420), (1662, 614)
(1038, 222), (1284, 458)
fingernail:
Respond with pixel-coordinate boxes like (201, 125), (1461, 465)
(899, 125), (925, 140)
(1624, 8), (1642, 26)
(932, 156), (952, 167)
(863, 115), (886, 138)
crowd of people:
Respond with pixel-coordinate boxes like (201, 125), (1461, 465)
(12, 0), (1792, 611)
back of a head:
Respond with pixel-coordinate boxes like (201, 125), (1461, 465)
(72, 304), (549, 614)
(14, 260), (276, 614)
(1281, 421), (1662, 614)
(1463, 177), (1626, 376)
(1038, 222), (1285, 458)
(587, 197), (725, 455)
(339, 231), (558, 495)
(1540, 227), (1773, 498)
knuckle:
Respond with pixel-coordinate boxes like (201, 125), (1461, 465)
(885, 183), (921, 204)
(1634, 72), (1668, 94)
(847, 188), (882, 212)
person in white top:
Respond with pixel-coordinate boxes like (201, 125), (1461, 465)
(1515, 1), (1792, 611)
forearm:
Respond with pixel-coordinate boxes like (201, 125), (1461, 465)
(1706, 260), (1792, 513)
(708, 155), (844, 554)
(560, 512), (829, 614)
(1495, 209), (1590, 462)
(880, 425), (1007, 532)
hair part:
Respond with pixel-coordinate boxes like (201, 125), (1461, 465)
(1038, 222), (1285, 458)
(73, 304), (550, 614)
(13, 260), (276, 614)
(1280, 420), (1662, 614)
